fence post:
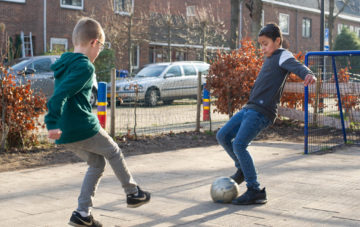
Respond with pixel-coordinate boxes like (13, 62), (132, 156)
(203, 83), (212, 131)
(97, 82), (107, 129)
(196, 72), (202, 132)
(203, 83), (210, 121)
(110, 68), (116, 138)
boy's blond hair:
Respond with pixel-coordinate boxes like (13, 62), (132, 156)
(72, 17), (104, 46)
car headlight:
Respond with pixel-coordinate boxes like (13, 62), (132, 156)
(123, 84), (143, 91)
(106, 85), (122, 93)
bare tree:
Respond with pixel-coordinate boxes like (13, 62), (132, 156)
(149, 3), (187, 62)
(71, 1), (150, 74)
(185, 4), (228, 62)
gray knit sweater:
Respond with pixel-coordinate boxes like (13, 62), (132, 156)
(245, 48), (313, 123)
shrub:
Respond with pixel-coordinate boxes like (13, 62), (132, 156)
(334, 27), (360, 73)
(93, 48), (116, 82)
(0, 64), (47, 151)
(206, 39), (263, 116)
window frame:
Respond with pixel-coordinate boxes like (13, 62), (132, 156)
(302, 18), (312, 38)
(279, 13), (290, 35)
(186, 5), (196, 17)
(355, 27), (360, 38)
(131, 45), (139, 70)
(114, 0), (134, 16)
(338, 23), (344, 34)
(50, 38), (68, 52)
(60, 0), (84, 10)
(0, 0), (26, 3)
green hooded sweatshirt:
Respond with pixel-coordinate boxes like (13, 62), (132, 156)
(45, 52), (101, 144)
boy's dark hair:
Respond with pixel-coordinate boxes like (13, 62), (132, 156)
(258, 23), (283, 45)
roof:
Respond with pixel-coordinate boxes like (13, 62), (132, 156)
(264, 0), (360, 21)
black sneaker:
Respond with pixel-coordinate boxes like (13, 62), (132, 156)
(230, 169), (244, 185)
(232, 187), (267, 205)
(127, 186), (151, 208)
(68, 211), (102, 227)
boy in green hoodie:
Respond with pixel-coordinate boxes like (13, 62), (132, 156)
(45, 17), (150, 227)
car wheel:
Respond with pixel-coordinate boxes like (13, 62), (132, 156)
(90, 88), (97, 107)
(163, 99), (174, 105)
(145, 89), (159, 107)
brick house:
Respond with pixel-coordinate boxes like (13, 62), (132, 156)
(0, 0), (359, 70)
(253, 0), (360, 53)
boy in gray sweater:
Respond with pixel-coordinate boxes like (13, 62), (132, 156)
(216, 23), (316, 205)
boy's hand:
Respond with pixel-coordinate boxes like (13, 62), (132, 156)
(304, 74), (317, 86)
(48, 129), (62, 140)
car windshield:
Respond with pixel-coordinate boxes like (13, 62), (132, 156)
(136, 65), (167, 77)
(11, 59), (31, 71)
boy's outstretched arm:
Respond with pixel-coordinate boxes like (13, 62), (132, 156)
(304, 74), (317, 86)
(279, 50), (316, 86)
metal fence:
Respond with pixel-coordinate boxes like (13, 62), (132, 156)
(304, 51), (360, 154)
(37, 70), (230, 140)
(105, 99), (229, 137)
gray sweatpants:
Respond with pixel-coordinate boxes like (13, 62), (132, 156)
(63, 128), (138, 213)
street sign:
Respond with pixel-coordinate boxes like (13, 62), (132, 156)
(324, 28), (329, 51)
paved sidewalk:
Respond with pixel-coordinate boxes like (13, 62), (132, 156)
(1, 141), (360, 227)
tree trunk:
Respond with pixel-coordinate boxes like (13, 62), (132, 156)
(128, 15), (133, 75)
(201, 22), (207, 62)
(230, 0), (240, 50)
(250, 0), (263, 40)
(328, 0), (349, 50)
(167, 22), (172, 62)
(328, 0), (335, 50)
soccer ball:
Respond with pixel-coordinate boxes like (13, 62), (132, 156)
(210, 177), (239, 203)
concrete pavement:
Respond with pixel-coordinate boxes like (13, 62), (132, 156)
(1, 141), (360, 227)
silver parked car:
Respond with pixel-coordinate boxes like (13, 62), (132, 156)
(11, 55), (98, 107)
(107, 61), (210, 106)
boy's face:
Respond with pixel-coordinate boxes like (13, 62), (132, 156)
(258, 36), (281, 57)
(88, 37), (105, 63)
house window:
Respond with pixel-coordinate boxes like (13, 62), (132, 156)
(60, 0), (83, 10)
(349, 25), (354, 32)
(132, 45), (139, 69)
(0, 0), (26, 3)
(261, 10), (264, 27)
(338, 24), (343, 34)
(302, 18), (311, 38)
(50, 38), (68, 52)
(356, 27), (360, 38)
(186, 6), (196, 17)
(338, 23), (351, 34)
(149, 47), (155, 63)
(175, 51), (187, 61)
(114, 0), (133, 15)
(279, 13), (289, 35)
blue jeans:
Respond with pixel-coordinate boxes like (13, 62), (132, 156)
(216, 108), (271, 189)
